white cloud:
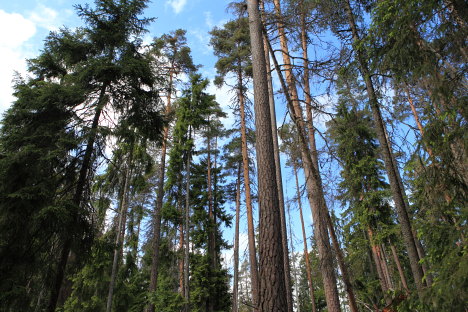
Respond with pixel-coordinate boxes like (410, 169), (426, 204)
(0, 10), (37, 113)
(166, 0), (187, 14)
(27, 4), (60, 31)
(204, 11), (214, 28)
(0, 5), (73, 114)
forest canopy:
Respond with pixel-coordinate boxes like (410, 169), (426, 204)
(0, 0), (466, 311)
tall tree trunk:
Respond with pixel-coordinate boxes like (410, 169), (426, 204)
(106, 150), (133, 312)
(48, 83), (108, 312)
(238, 66), (260, 310)
(293, 164), (317, 312)
(259, 4), (294, 311)
(233, 163), (242, 312)
(184, 126), (192, 312)
(207, 124), (216, 312)
(263, 20), (294, 312)
(343, 0), (425, 296)
(246, 1), (287, 310)
(266, 3), (342, 310)
(147, 71), (174, 312)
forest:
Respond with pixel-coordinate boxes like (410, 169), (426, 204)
(0, 0), (466, 311)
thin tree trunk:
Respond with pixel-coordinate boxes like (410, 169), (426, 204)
(106, 151), (133, 312)
(380, 244), (394, 290)
(343, 0), (425, 296)
(207, 123), (215, 312)
(265, 6), (342, 310)
(368, 228), (391, 297)
(326, 213), (359, 312)
(293, 164), (317, 312)
(147, 70), (174, 312)
(233, 163), (242, 312)
(238, 67), (260, 310)
(48, 83), (108, 312)
(247, 1), (287, 310)
(184, 126), (192, 312)
(261, 5), (294, 309)
(389, 243), (409, 293)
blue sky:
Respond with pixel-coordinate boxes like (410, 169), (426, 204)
(0, 0), (318, 269)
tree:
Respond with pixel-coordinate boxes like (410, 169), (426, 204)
(146, 28), (196, 312)
(246, 0), (288, 310)
(210, 15), (262, 310)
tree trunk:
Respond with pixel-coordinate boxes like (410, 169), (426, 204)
(207, 124), (216, 312)
(368, 228), (391, 298)
(238, 66), (260, 310)
(233, 163), (242, 312)
(106, 151), (133, 312)
(246, 1), (287, 310)
(184, 126), (192, 312)
(343, 0), (425, 296)
(47, 83), (108, 312)
(293, 164), (317, 312)
(147, 71), (174, 312)
(326, 213), (359, 312)
(261, 4), (294, 309)
(389, 243), (409, 293)
(266, 3), (342, 310)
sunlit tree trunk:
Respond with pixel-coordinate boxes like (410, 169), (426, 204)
(267, 1), (341, 310)
(260, 2), (293, 309)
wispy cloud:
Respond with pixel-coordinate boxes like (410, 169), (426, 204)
(166, 0), (188, 14)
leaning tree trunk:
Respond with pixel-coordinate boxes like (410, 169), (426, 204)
(293, 164), (317, 312)
(343, 0), (425, 296)
(246, 0), (288, 310)
(47, 83), (108, 312)
(237, 66), (260, 310)
(267, 2), (342, 310)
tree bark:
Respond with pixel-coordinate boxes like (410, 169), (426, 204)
(260, 3), (294, 308)
(247, 1), (287, 310)
(343, 0), (425, 296)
